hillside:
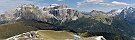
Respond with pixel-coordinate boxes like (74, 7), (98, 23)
(0, 22), (38, 39)
(62, 17), (134, 40)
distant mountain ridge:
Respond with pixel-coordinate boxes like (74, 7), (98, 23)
(0, 4), (134, 25)
(0, 4), (135, 40)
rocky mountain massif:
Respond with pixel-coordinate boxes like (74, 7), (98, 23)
(0, 4), (135, 40)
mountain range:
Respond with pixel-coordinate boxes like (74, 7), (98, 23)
(0, 4), (135, 40)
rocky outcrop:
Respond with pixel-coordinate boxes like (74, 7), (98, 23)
(90, 10), (113, 25)
(6, 31), (44, 40)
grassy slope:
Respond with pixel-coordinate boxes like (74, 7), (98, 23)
(37, 30), (74, 40)
(0, 22), (38, 39)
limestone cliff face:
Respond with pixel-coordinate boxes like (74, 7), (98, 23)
(0, 4), (84, 23)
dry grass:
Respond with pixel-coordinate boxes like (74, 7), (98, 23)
(37, 30), (74, 40)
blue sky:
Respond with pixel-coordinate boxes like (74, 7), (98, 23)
(0, 0), (134, 12)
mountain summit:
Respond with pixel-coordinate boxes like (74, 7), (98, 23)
(0, 4), (85, 24)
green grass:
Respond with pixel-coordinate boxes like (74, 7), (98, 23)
(0, 22), (38, 39)
(37, 30), (74, 40)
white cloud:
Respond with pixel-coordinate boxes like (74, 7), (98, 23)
(86, 0), (104, 3)
(77, 2), (83, 7)
(131, 4), (135, 7)
(112, 1), (130, 6)
(99, 3), (114, 7)
(57, 0), (63, 1)
(77, 0), (131, 7)
(77, 0), (104, 7)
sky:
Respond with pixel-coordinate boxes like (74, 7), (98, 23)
(0, 0), (134, 12)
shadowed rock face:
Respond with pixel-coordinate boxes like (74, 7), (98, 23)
(117, 7), (135, 24)
(122, 7), (135, 24)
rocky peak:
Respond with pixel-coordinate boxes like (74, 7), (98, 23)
(16, 4), (39, 11)
(90, 10), (107, 17)
(0, 4), (85, 24)
(123, 7), (135, 23)
(89, 10), (113, 25)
